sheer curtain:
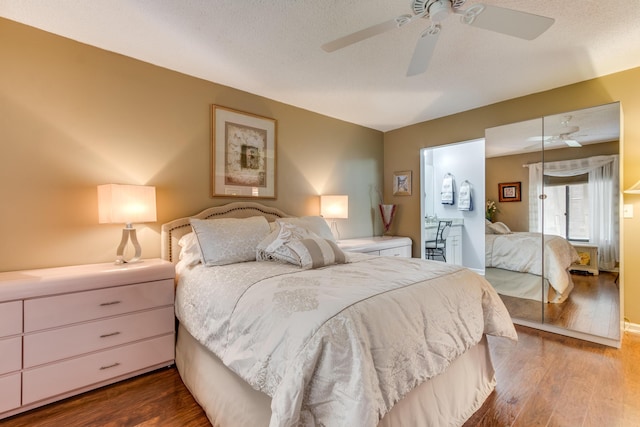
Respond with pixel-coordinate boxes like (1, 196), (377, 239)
(528, 155), (619, 269)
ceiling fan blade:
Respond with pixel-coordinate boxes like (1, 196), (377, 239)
(464, 4), (554, 40)
(322, 15), (413, 52)
(564, 139), (582, 147)
(406, 26), (440, 77)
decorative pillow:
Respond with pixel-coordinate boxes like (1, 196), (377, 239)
(485, 219), (495, 234)
(178, 232), (201, 266)
(190, 216), (270, 266)
(277, 216), (335, 242)
(488, 221), (512, 234)
(257, 222), (320, 264)
(286, 238), (346, 269)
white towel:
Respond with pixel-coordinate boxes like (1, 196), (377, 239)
(458, 180), (473, 211)
(441, 174), (454, 205)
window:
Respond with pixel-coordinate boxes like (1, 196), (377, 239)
(543, 174), (589, 241)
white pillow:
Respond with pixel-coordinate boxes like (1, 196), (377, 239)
(190, 216), (270, 266)
(178, 232), (201, 266)
(485, 219), (495, 234)
(277, 216), (335, 242)
(257, 222), (320, 264)
(286, 238), (346, 269)
(488, 221), (512, 234)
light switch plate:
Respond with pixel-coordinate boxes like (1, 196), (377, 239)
(624, 204), (634, 218)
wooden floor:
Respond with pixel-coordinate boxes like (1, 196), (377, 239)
(3, 326), (639, 427)
(499, 271), (620, 339)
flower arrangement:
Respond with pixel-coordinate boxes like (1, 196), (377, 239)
(486, 200), (498, 222)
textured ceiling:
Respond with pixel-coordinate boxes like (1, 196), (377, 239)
(2, 0), (640, 132)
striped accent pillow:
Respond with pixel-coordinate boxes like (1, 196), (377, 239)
(285, 238), (346, 269)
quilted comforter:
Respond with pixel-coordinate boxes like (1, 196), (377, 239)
(485, 232), (579, 295)
(175, 254), (517, 427)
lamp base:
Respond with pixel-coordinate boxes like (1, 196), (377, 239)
(330, 219), (341, 242)
(115, 225), (142, 264)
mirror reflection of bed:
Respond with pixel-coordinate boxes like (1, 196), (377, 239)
(484, 102), (621, 343)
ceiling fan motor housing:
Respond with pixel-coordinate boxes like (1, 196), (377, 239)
(412, 0), (467, 16)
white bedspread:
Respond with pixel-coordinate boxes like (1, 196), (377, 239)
(175, 254), (517, 427)
(485, 232), (579, 295)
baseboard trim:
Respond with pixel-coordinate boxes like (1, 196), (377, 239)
(625, 321), (640, 335)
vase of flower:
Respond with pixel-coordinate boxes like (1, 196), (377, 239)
(379, 204), (397, 235)
(486, 200), (498, 222)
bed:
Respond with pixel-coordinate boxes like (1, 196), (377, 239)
(485, 222), (579, 303)
(162, 202), (517, 427)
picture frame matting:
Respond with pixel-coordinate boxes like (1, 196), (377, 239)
(211, 105), (277, 198)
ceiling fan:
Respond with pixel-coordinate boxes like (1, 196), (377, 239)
(322, 0), (555, 76)
(545, 116), (583, 147)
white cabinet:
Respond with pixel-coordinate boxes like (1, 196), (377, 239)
(445, 225), (463, 266)
(0, 259), (175, 420)
(338, 236), (412, 258)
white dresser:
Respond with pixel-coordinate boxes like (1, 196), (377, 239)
(338, 236), (412, 258)
(0, 259), (175, 420)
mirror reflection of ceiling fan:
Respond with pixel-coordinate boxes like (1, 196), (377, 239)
(545, 116), (583, 147)
(322, 0), (555, 76)
(524, 115), (584, 150)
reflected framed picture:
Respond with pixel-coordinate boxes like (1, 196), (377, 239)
(211, 105), (277, 198)
(498, 181), (521, 202)
(393, 170), (412, 196)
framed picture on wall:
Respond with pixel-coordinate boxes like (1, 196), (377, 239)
(393, 170), (412, 196)
(211, 105), (277, 198)
(498, 181), (521, 202)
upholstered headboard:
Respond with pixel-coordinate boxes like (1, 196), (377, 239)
(161, 201), (291, 263)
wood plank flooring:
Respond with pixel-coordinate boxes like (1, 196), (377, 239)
(498, 271), (620, 339)
(3, 326), (639, 427)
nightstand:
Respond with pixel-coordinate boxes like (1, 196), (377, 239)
(0, 259), (176, 420)
(570, 243), (599, 275)
(338, 236), (412, 258)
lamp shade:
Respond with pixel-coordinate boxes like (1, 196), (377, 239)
(98, 184), (157, 224)
(624, 180), (640, 194)
(320, 195), (348, 219)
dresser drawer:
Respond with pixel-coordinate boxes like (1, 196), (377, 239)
(24, 306), (175, 368)
(0, 372), (21, 413)
(379, 246), (411, 257)
(24, 279), (174, 332)
(22, 334), (174, 405)
(363, 249), (380, 255)
(0, 337), (22, 376)
(0, 301), (22, 337)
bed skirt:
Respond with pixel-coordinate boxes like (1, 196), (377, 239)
(175, 323), (496, 427)
(485, 267), (572, 303)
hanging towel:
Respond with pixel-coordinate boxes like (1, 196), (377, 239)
(458, 180), (473, 211)
(441, 173), (455, 205)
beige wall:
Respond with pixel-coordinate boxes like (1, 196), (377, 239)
(384, 67), (640, 324)
(0, 18), (383, 271)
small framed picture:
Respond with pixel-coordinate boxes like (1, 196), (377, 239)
(393, 170), (412, 196)
(498, 182), (521, 202)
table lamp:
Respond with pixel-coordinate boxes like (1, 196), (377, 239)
(320, 195), (348, 241)
(98, 184), (157, 264)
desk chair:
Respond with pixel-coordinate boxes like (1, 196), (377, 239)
(425, 220), (452, 262)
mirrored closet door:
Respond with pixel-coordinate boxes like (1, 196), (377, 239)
(484, 102), (621, 346)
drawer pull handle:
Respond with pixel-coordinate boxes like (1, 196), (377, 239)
(99, 362), (121, 371)
(100, 300), (121, 307)
(100, 331), (121, 338)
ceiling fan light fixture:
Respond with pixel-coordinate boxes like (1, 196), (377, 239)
(428, 0), (452, 22)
